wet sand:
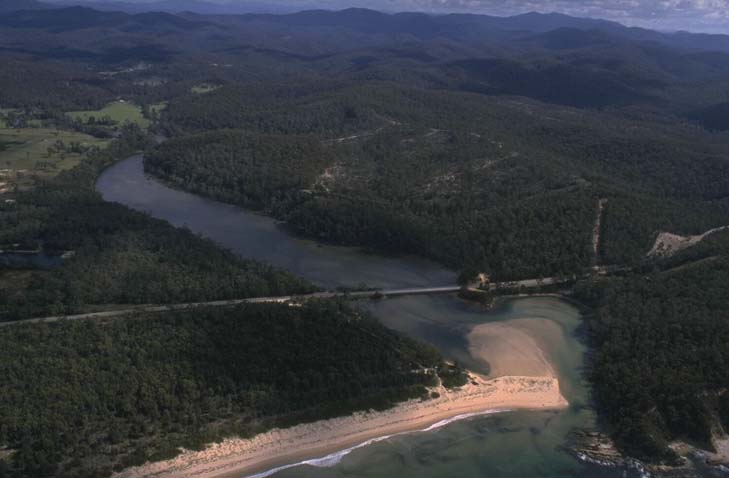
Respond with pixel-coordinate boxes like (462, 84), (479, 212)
(113, 374), (567, 478)
(468, 318), (563, 378)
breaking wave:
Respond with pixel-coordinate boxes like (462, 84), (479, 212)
(246, 408), (511, 478)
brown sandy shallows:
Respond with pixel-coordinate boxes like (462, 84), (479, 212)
(113, 374), (567, 478)
(468, 318), (562, 379)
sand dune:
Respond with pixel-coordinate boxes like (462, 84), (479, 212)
(113, 374), (567, 478)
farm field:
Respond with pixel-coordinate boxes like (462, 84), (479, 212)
(0, 128), (107, 192)
(67, 100), (150, 129)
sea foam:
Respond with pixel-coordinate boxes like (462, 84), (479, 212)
(246, 408), (511, 478)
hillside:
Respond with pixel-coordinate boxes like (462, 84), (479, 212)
(0, 0), (51, 13)
(2, 4), (729, 473)
(576, 234), (729, 461)
(0, 301), (451, 477)
(151, 81), (729, 278)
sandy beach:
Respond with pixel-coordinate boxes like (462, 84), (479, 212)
(114, 308), (569, 478)
(113, 373), (567, 478)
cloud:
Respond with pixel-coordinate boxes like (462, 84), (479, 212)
(304, 0), (729, 32)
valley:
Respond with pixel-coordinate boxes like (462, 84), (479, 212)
(1, 3), (729, 478)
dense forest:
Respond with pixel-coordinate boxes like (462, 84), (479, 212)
(145, 130), (331, 209)
(575, 237), (729, 461)
(148, 81), (729, 279)
(0, 125), (314, 321)
(0, 300), (457, 477)
(3, 3), (729, 471)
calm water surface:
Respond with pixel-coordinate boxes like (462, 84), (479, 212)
(97, 155), (455, 290)
(97, 156), (623, 478)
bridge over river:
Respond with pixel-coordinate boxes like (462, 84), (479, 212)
(1, 275), (579, 328)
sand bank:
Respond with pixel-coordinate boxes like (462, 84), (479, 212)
(468, 319), (561, 378)
(113, 374), (567, 478)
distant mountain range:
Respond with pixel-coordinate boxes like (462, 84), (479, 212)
(0, 0), (49, 12)
(2, 0), (729, 54)
(0, 0), (304, 14)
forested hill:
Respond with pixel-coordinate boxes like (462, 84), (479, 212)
(0, 126), (315, 321)
(3, 3), (729, 471)
(145, 130), (331, 209)
(0, 0), (51, 13)
(576, 233), (729, 461)
(0, 301), (458, 477)
(148, 82), (729, 280)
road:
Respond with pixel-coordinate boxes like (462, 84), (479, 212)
(1, 276), (581, 327)
(592, 198), (607, 266)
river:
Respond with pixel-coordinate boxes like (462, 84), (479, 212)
(97, 155), (624, 478)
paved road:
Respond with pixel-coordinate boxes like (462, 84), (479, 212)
(0, 286), (464, 327)
(2, 278), (578, 328)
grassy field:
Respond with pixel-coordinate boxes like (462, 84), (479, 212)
(150, 101), (167, 115)
(0, 128), (107, 192)
(67, 101), (150, 128)
(191, 84), (221, 94)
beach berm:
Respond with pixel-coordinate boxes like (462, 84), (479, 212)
(114, 374), (568, 478)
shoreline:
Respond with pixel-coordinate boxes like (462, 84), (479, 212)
(114, 374), (568, 478)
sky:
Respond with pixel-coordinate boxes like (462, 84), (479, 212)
(273, 0), (729, 33)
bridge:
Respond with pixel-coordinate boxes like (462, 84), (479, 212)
(0, 276), (579, 328)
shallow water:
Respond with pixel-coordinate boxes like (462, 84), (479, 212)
(97, 156), (623, 478)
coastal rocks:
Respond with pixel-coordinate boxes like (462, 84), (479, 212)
(568, 431), (729, 478)
(566, 430), (649, 477)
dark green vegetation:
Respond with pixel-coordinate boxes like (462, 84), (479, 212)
(690, 102), (729, 132)
(0, 126), (313, 321)
(0, 300), (452, 477)
(3, 3), (729, 470)
(146, 130), (330, 209)
(576, 232), (729, 461)
(149, 81), (729, 279)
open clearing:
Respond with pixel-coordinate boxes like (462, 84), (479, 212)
(67, 101), (150, 129)
(191, 83), (221, 94)
(0, 127), (107, 191)
(648, 226), (729, 257)
(149, 101), (167, 115)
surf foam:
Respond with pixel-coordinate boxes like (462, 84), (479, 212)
(246, 408), (511, 478)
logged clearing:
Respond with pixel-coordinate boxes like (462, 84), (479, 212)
(191, 84), (221, 94)
(648, 226), (729, 257)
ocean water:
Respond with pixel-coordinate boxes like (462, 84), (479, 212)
(97, 156), (624, 478)
(269, 296), (609, 478)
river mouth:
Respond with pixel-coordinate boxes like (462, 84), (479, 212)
(97, 155), (615, 478)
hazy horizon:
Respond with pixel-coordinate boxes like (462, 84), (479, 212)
(51, 0), (729, 34)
